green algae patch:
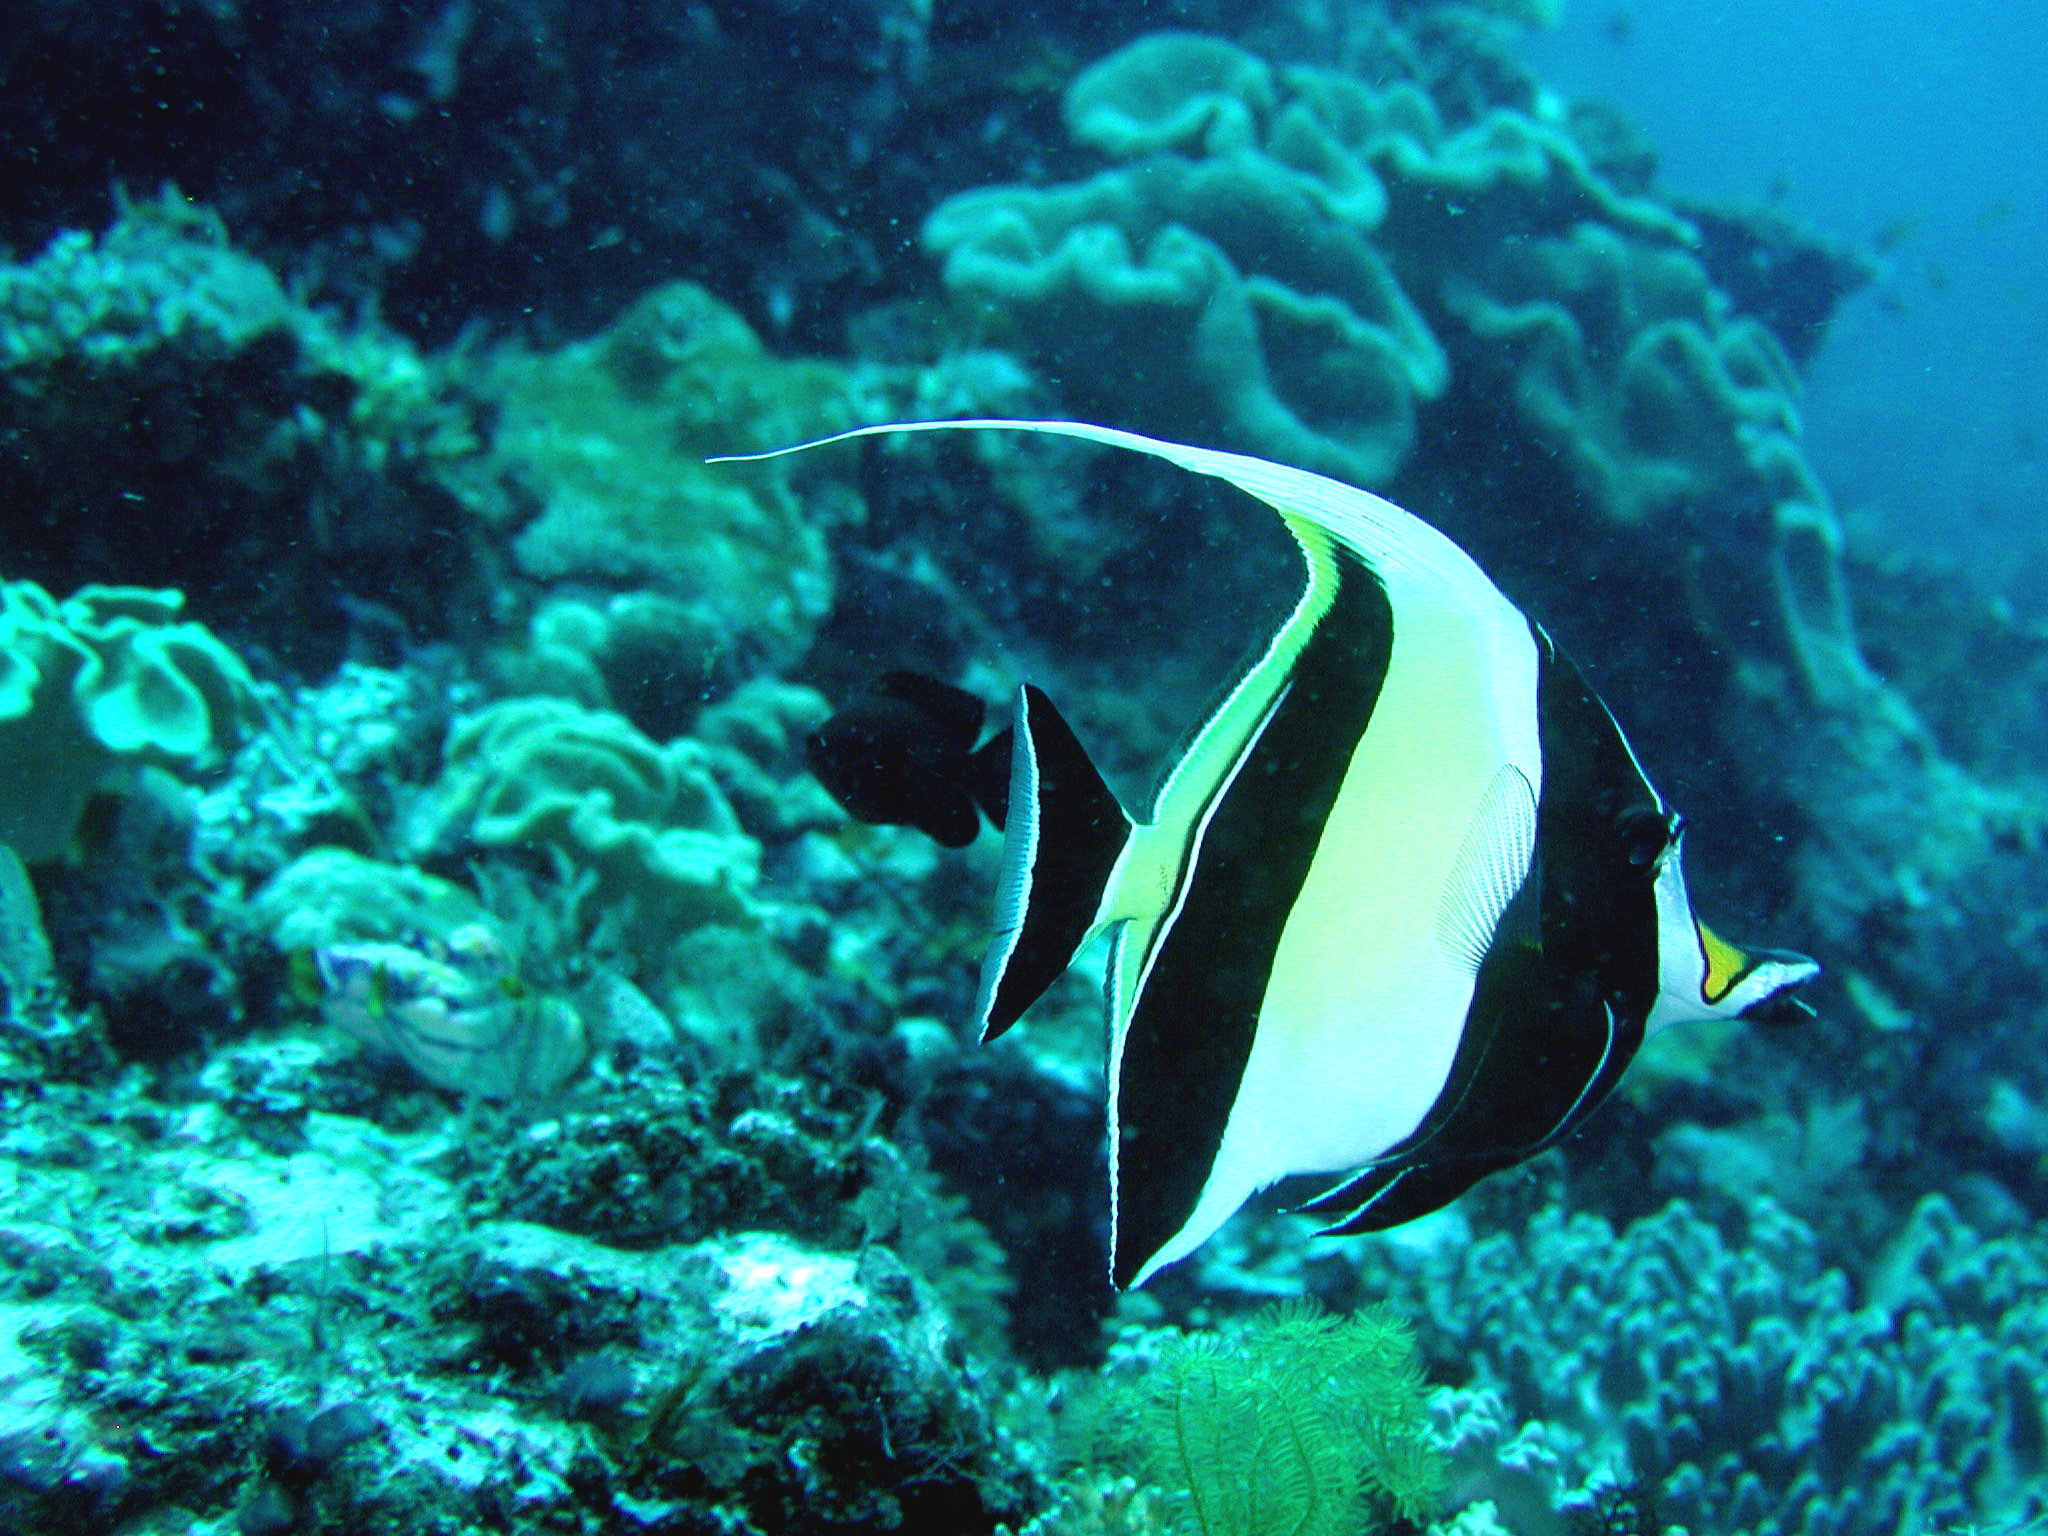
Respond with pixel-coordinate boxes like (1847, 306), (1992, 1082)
(1067, 1301), (1446, 1536)
(493, 282), (856, 676)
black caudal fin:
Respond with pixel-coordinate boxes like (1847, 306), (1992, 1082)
(975, 686), (1132, 1042)
(966, 728), (1013, 831)
(806, 672), (1010, 849)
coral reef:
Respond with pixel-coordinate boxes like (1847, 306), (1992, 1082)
(0, 5), (2044, 1536)
(913, 29), (2048, 1264)
(0, 195), (489, 669)
(0, 1033), (1037, 1534)
(924, 29), (1694, 492)
(0, 0), (1286, 349)
(1410, 1195), (2048, 1536)
(405, 696), (761, 933)
(921, 27), (1864, 714)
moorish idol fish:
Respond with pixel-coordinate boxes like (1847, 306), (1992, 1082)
(716, 420), (1820, 1289)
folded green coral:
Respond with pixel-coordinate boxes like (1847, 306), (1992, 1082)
(0, 580), (258, 861)
(407, 696), (761, 937)
(926, 31), (1695, 492)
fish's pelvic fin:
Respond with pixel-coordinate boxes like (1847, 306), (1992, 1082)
(1302, 1154), (1512, 1235)
(974, 685), (1132, 1042)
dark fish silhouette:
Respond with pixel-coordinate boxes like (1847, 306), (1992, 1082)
(806, 671), (1012, 849)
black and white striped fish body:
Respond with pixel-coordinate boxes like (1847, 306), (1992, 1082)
(741, 420), (1819, 1289)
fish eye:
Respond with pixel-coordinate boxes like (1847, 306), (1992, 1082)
(1618, 808), (1671, 869)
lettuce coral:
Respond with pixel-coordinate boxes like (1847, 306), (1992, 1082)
(924, 31), (1701, 492)
(0, 579), (258, 862)
(922, 31), (1875, 712)
(406, 696), (761, 938)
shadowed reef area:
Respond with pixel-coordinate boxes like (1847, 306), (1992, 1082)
(2, 2), (2045, 1533)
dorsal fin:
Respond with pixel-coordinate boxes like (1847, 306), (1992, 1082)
(709, 418), (1511, 611)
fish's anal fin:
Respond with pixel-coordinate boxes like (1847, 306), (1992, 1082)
(974, 686), (1133, 1042)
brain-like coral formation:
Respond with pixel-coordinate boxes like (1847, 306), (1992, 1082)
(928, 34), (1450, 489)
(406, 695), (762, 936)
(493, 281), (857, 679)
(0, 580), (258, 862)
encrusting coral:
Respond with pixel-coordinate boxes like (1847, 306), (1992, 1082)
(491, 280), (859, 680)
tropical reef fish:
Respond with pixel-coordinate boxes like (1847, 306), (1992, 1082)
(721, 420), (1820, 1289)
(806, 670), (1012, 849)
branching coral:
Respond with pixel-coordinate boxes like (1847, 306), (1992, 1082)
(1409, 1196), (2048, 1536)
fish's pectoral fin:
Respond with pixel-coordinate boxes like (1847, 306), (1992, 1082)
(1435, 763), (1540, 977)
(973, 685), (1132, 1042)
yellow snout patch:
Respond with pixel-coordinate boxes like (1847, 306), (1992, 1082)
(1697, 920), (1751, 1006)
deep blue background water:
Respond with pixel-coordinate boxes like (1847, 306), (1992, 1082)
(1519, 0), (2047, 608)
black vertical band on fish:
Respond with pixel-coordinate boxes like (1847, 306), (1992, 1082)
(974, 685), (1131, 1043)
(1111, 548), (1392, 1288)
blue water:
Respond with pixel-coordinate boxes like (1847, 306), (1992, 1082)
(1523, 0), (2048, 605)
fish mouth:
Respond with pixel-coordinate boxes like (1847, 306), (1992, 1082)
(1736, 951), (1822, 1027)
(1741, 991), (1817, 1027)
